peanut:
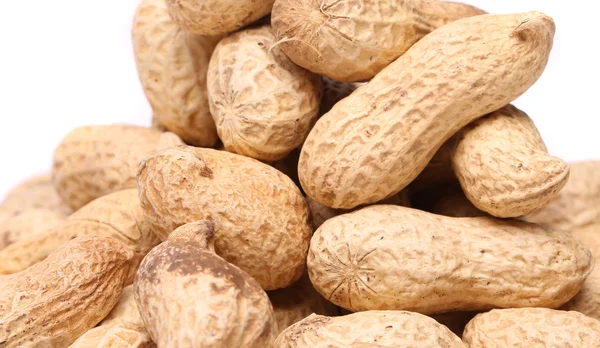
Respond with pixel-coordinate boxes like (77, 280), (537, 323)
(1, 172), (71, 216)
(207, 25), (322, 161)
(462, 308), (600, 347)
(272, 0), (485, 82)
(0, 235), (133, 347)
(274, 310), (465, 347)
(453, 104), (569, 217)
(269, 273), (340, 336)
(134, 221), (275, 347)
(164, 0), (274, 36)
(133, 0), (219, 147)
(52, 125), (183, 210)
(136, 145), (312, 290)
(298, 12), (555, 209)
(0, 189), (160, 280)
(0, 209), (65, 250)
(70, 286), (153, 348)
(308, 205), (592, 314)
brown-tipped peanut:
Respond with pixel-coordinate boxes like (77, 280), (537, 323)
(0, 189), (160, 280)
(165, 0), (274, 36)
(52, 125), (183, 210)
(207, 25), (322, 161)
(0, 235), (133, 347)
(453, 105), (569, 218)
(136, 145), (312, 290)
(133, 0), (219, 147)
(308, 205), (592, 314)
(134, 221), (275, 347)
(274, 311), (465, 347)
(272, 0), (485, 82)
(463, 308), (600, 347)
(299, 12), (555, 209)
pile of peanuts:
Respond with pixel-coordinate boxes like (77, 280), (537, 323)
(2, 0), (600, 347)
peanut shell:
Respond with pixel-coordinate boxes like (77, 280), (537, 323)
(0, 209), (65, 250)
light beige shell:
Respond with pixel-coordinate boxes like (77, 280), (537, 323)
(0, 235), (133, 348)
(164, 0), (275, 36)
(430, 187), (488, 218)
(0, 209), (66, 250)
(430, 311), (478, 338)
(272, 0), (486, 82)
(308, 205), (592, 314)
(319, 78), (361, 116)
(526, 161), (600, 231)
(70, 286), (153, 348)
(133, 0), (219, 147)
(207, 25), (322, 161)
(453, 105), (569, 218)
(136, 145), (312, 290)
(269, 273), (339, 335)
(52, 125), (183, 210)
(1, 172), (71, 216)
(462, 308), (600, 347)
(134, 221), (275, 347)
(0, 189), (160, 281)
(274, 310), (465, 347)
(298, 12), (555, 209)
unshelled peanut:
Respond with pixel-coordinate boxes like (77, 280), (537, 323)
(272, 0), (485, 82)
(136, 145), (312, 290)
(0, 235), (133, 347)
(134, 221), (275, 347)
(207, 25), (322, 161)
(299, 12), (555, 209)
(0, 209), (65, 250)
(308, 205), (592, 314)
(275, 310), (465, 347)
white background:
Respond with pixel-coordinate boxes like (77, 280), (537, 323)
(0, 1), (598, 199)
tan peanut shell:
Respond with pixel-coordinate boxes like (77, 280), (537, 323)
(308, 205), (592, 314)
(274, 310), (465, 347)
(207, 25), (322, 161)
(164, 0), (275, 36)
(0, 209), (65, 250)
(298, 12), (555, 209)
(0, 189), (160, 280)
(52, 125), (183, 210)
(272, 0), (485, 82)
(0, 235), (133, 347)
(463, 308), (600, 347)
(136, 145), (312, 290)
(526, 161), (600, 231)
(1, 172), (71, 216)
(269, 273), (340, 336)
(70, 286), (154, 348)
(453, 104), (569, 218)
(134, 221), (275, 347)
(133, 0), (219, 147)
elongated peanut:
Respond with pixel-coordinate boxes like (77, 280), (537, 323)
(70, 286), (153, 348)
(0, 235), (133, 347)
(133, 0), (219, 147)
(0, 189), (160, 280)
(207, 25), (322, 161)
(134, 221), (275, 347)
(275, 311), (465, 347)
(299, 12), (555, 209)
(463, 308), (600, 347)
(308, 205), (592, 314)
(165, 0), (274, 36)
(0, 209), (65, 250)
(52, 125), (183, 210)
(272, 0), (485, 82)
(269, 273), (340, 335)
(137, 145), (312, 290)
(453, 105), (569, 217)
(526, 161), (600, 231)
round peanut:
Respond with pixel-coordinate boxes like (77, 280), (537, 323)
(134, 221), (275, 347)
(298, 12), (555, 209)
(207, 25), (322, 161)
(308, 205), (592, 314)
(271, 0), (485, 82)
